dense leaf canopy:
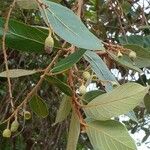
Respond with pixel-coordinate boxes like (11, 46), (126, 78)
(0, 0), (150, 149)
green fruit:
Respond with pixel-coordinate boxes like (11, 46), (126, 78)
(129, 51), (136, 59)
(44, 34), (54, 54)
(10, 120), (19, 132)
(79, 85), (86, 95)
(111, 81), (119, 88)
(24, 111), (31, 120)
(117, 51), (123, 58)
(83, 71), (91, 80)
(2, 129), (11, 138)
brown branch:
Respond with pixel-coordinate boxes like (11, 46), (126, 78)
(2, 0), (16, 110)
(68, 69), (86, 127)
(102, 41), (131, 54)
(36, 0), (86, 128)
(140, 5), (149, 25)
(76, 0), (83, 17)
(2, 50), (62, 124)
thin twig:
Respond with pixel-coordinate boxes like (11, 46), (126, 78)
(68, 69), (86, 127)
(36, 0), (86, 128)
(36, 0), (51, 28)
(2, 50), (62, 124)
(2, 0), (16, 110)
(76, 0), (83, 17)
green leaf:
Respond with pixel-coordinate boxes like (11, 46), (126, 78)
(86, 120), (137, 150)
(118, 35), (150, 49)
(123, 44), (150, 68)
(52, 49), (86, 73)
(66, 111), (80, 150)
(0, 69), (38, 78)
(45, 76), (72, 96)
(17, 0), (38, 9)
(40, 0), (104, 50)
(84, 50), (117, 91)
(144, 93), (150, 113)
(107, 51), (142, 72)
(54, 95), (71, 125)
(0, 18), (47, 53)
(124, 44), (150, 59)
(29, 95), (49, 118)
(83, 82), (148, 120)
(83, 90), (105, 103)
(118, 35), (144, 47)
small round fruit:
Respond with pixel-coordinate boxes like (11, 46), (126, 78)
(111, 81), (118, 88)
(117, 51), (123, 58)
(10, 120), (19, 132)
(82, 71), (91, 80)
(79, 85), (86, 95)
(24, 111), (31, 120)
(129, 51), (136, 59)
(2, 129), (11, 138)
(44, 34), (54, 54)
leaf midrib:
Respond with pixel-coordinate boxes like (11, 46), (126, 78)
(52, 50), (85, 72)
(47, 6), (79, 37)
(84, 88), (147, 108)
(7, 30), (44, 45)
(84, 53), (105, 80)
(36, 96), (47, 117)
(88, 124), (136, 150)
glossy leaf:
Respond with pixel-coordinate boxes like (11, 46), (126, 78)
(52, 49), (86, 73)
(29, 95), (49, 118)
(0, 69), (37, 78)
(54, 95), (71, 125)
(66, 111), (80, 150)
(84, 50), (117, 91)
(87, 120), (137, 150)
(0, 18), (47, 53)
(41, 0), (104, 50)
(17, 0), (38, 9)
(84, 82), (148, 120)
(45, 76), (72, 96)
(108, 51), (142, 72)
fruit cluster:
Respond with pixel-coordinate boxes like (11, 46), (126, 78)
(2, 111), (31, 138)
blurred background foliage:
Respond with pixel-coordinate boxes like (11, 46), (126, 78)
(0, 0), (150, 149)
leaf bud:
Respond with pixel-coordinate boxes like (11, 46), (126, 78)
(117, 51), (123, 58)
(79, 85), (87, 95)
(129, 51), (136, 59)
(44, 31), (54, 54)
(10, 120), (19, 132)
(111, 81), (119, 88)
(24, 111), (31, 120)
(2, 129), (11, 138)
(82, 71), (91, 80)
